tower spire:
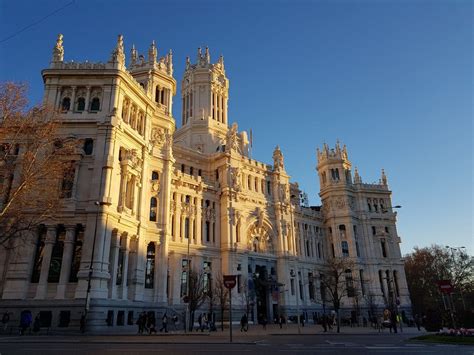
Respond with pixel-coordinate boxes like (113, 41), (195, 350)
(148, 40), (157, 64)
(52, 33), (64, 63)
(110, 34), (125, 68)
(130, 44), (137, 67)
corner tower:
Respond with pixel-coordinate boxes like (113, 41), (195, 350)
(173, 47), (229, 154)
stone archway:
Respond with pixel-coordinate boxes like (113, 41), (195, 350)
(247, 224), (274, 254)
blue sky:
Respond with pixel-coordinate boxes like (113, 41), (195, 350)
(0, 0), (472, 255)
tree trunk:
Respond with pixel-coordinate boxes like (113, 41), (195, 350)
(337, 309), (341, 333)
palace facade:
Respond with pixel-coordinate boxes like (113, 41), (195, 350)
(0, 34), (410, 330)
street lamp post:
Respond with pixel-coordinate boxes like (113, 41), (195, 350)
(83, 201), (101, 332)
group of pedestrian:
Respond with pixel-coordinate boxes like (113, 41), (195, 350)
(136, 312), (168, 335)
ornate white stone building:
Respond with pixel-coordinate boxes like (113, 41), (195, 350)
(0, 34), (410, 330)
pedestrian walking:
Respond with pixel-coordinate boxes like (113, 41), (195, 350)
(240, 313), (248, 332)
(160, 313), (168, 333)
(136, 312), (144, 334)
(2, 311), (10, 333)
(148, 313), (157, 335)
(32, 314), (40, 334)
(279, 315), (284, 329)
(414, 314), (421, 331)
(262, 316), (267, 330)
(80, 314), (86, 333)
(20, 311), (32, 335)
(198, 313), (203, 332)
(322, 314), (328, 332)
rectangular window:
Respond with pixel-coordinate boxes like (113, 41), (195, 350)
(184, 218), (190, 239)
(359, 269), (365, 296)
(116, 248), (124, 285)
(205, 221), (210, 242)
(203, 261), (212, 293)
(341, 241), (349, 257)
(290, 278), (295, 296)
(381, 239), (387, 258)
(237, 274), (242, 294)
(372, 226), (376, 235)
(212, 222), (216, 243)
(308, 273), (315, 300)
(267, 181), (271, 195)
(345, 271), (355, 297)
(298, 272), (303, 300)
(180, 259), (190, 297)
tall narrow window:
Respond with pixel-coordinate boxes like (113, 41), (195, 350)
(203, 261), (212, 293)
(378, 270), (385, 296)
(308, 273), (315, 300)
(61, 164), (75, 198)
(180, 259), (190, 297)
(205, 221), (210, 242)
(48, 226), (65, 283)
(145, 243), (155, 289)
(338, 224), (346, 238)
(381, 239), (387, 258)
(345, 269), (354, 297)
(83, 139), (94, 155)
(331, 243), (335, 258)
(77, 97), (85, 111)
(61, 97), (71, 111)
(212, 222), (216, 243)
(149, 197), (157, 221)
(184, 218), (190, 239)
(69, 225), (84, 282)
(359, 269), (365, 295)
(341, 241), (349, 257)
(236, 222), (240, 243)
(90, 97), (100, 111)
(267, 181), (271, 195)
(372, 226), (376, 235)
(393, 271), (400, 296)
(367, 198), (372, 212)
(151, 171), (159, 180)
(116, 237), (125, 285)
(355, 241), (361, 257)
(31, 225), (47, 283)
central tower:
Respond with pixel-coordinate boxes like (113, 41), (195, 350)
(173, 47), (229, 154)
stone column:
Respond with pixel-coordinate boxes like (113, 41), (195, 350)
(85, 86), (91, 112)
(55, 226), (76, 299)
(70, 86), (77, 112)
(35, 226), (56, 299)
(196, 197), (202, 246)
(108, 230), (120, 299)
(121, 236), (130, 300)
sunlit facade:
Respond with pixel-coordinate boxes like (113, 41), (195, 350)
(0, 35), (410, 330)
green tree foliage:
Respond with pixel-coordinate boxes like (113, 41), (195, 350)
(405, 245), (474, 327)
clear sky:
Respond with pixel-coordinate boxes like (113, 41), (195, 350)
(0, 0), (472, 255)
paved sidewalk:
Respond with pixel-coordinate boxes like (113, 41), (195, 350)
(0, 323), (427, 343)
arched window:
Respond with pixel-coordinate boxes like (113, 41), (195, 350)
(90, 97), (100, 111)
(151, 171), (159, 181)
(145, 242), (155, 289)
(77, 97), (85, 111)
(149, 197), (157, 221)
(83, 139), (94, 155)
(61, 97), (71, 111)
(341, 241), (349, 257)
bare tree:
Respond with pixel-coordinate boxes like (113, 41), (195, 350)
(187, 268), (208, 331)
(0, 82), (75, 247)
(213, 272), (229, 331)
(239, 275), (252, 316)
(319, 257), (356, 333)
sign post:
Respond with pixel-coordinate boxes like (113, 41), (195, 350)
(437, 280), (456, 328)
(223, 275), (237, 343)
